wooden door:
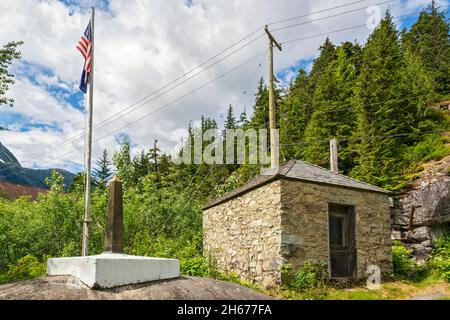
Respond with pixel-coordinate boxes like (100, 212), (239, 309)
(328, 203), (356, 278)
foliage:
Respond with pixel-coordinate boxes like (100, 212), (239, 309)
(0, 254), (46, 284)
(402, 0), (450, 96)
(293, 260), (328, 290)
(0, 41), (23, 107)
(392, 241), (417, 276)
(1, 6), (449, 287)
(281, 261), (328, 291)
(93, 149), (113, 190)
(405, 135), (450, 164)
(429, 234), (450, 282)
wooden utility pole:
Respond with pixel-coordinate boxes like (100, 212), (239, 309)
(264, 25), (282, 169)
(329, 138), (338, 173)
(82, 7), (95, 256)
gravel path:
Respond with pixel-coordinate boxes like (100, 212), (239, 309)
(408, 284), (450, 300)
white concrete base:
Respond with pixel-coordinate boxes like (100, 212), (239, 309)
(47, 253), (179, 289)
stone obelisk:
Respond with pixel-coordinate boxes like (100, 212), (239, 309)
(47, 176), (179, 289)
(104, 176), (124, 253)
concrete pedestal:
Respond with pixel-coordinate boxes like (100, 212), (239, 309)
(47, 253), (179, 289)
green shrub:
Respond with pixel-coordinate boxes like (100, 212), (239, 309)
(180, 256), (210, 276)
(392, 241), (416, 275)
(405, 135), (450, 164)
(429, 235), (450, 282)
(293, 260), (328, 290)
(280, 263), (295, 288)
(0, 254), (46, 283)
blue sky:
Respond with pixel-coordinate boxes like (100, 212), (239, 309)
(0, 0), (448, 174)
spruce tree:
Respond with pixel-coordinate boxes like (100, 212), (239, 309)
(250, 78), (270, 130)
(402, 1), (450, 96)
(238, 108), (249, 128)
(303, 42), (360, 172)
(351, 12), (411, 187)
(308, 37), (337, 99)
(224, 104), (237, 130)
(133, 149), (151, 181)
(279, 69), (312, 159)
(93, 149), (112, 190)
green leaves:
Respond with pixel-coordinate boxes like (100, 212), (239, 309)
(0, 41), (23, 107)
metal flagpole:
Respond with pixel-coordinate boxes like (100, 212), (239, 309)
(82, 6), (95, 256)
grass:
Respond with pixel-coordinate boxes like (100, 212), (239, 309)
(245, 275), (450, 300)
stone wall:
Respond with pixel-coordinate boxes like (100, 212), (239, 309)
(280, 179), (393, 278)
(203, 181), (283, 288)
(203, 178), (393, 287)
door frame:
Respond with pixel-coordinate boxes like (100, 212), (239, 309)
(327, 202), (357, 279)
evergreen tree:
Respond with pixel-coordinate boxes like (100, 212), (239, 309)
(238, 108), (249, 128)
(148, 141), (160, 173)
(303, 42), (361, 172)
(133, 149), (151, 181)
(249, 78), (270, 130)
(279, 69), (312, 160)
(308, 37), (337, 98)
(224, 104), (237, 131)
(351, 12), (414, 187)
(93, 149), (112, 190)
(402, 1), (450, 96)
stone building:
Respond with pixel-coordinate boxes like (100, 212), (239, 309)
(203, 160), (393, 287)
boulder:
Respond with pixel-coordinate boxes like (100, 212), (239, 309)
(0, 276), (272, 300)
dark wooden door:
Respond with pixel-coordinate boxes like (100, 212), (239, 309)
(328, 203), (356, 278)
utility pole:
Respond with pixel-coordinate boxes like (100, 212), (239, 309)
(329, 138), (338, 173)
(264, 25), (282, 169)
(82, 7), (95, 257)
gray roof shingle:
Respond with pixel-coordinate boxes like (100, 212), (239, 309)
(203, 159), (390, 209)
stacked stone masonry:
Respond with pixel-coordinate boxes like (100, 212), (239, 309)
(203, 178), (393, 287)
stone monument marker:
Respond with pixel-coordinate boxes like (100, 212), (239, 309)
(47, 176), (179, 289)
(104, 176), (124, 253)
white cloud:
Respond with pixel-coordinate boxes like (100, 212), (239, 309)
(0, 0), (442, 172)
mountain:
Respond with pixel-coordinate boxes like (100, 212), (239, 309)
(0, 142), (75, 189)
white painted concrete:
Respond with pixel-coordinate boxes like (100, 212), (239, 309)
(47, 253), (179, 289)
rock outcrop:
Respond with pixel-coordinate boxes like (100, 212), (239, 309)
(391, 155), (450, 260)
(0, 276), (272, 300)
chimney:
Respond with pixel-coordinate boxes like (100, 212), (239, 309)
(329, 138), (338, 173)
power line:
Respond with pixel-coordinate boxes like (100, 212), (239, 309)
(2, 52), (448, 176)
(267, 0), (368, 26)
(20, 1), (402, 161)
(271, 0), (395, 32)
(29, 33), (266, 159)
(306, 90), (450, 117)
(1, 0), (441, 171)
(280, 4), (450, 45)
(0, 51), (267, 175)
(280, 129), (450, 146)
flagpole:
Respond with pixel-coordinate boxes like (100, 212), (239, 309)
(82, 6), (95, 256)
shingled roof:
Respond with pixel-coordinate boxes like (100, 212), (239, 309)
(204, 159), (390, 210)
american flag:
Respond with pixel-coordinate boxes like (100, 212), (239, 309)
(76, 21), (92, 93)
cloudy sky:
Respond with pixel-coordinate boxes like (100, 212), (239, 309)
(0, 0), (448, 173)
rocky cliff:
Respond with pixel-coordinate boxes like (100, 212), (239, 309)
(391, 154), (450, 260)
